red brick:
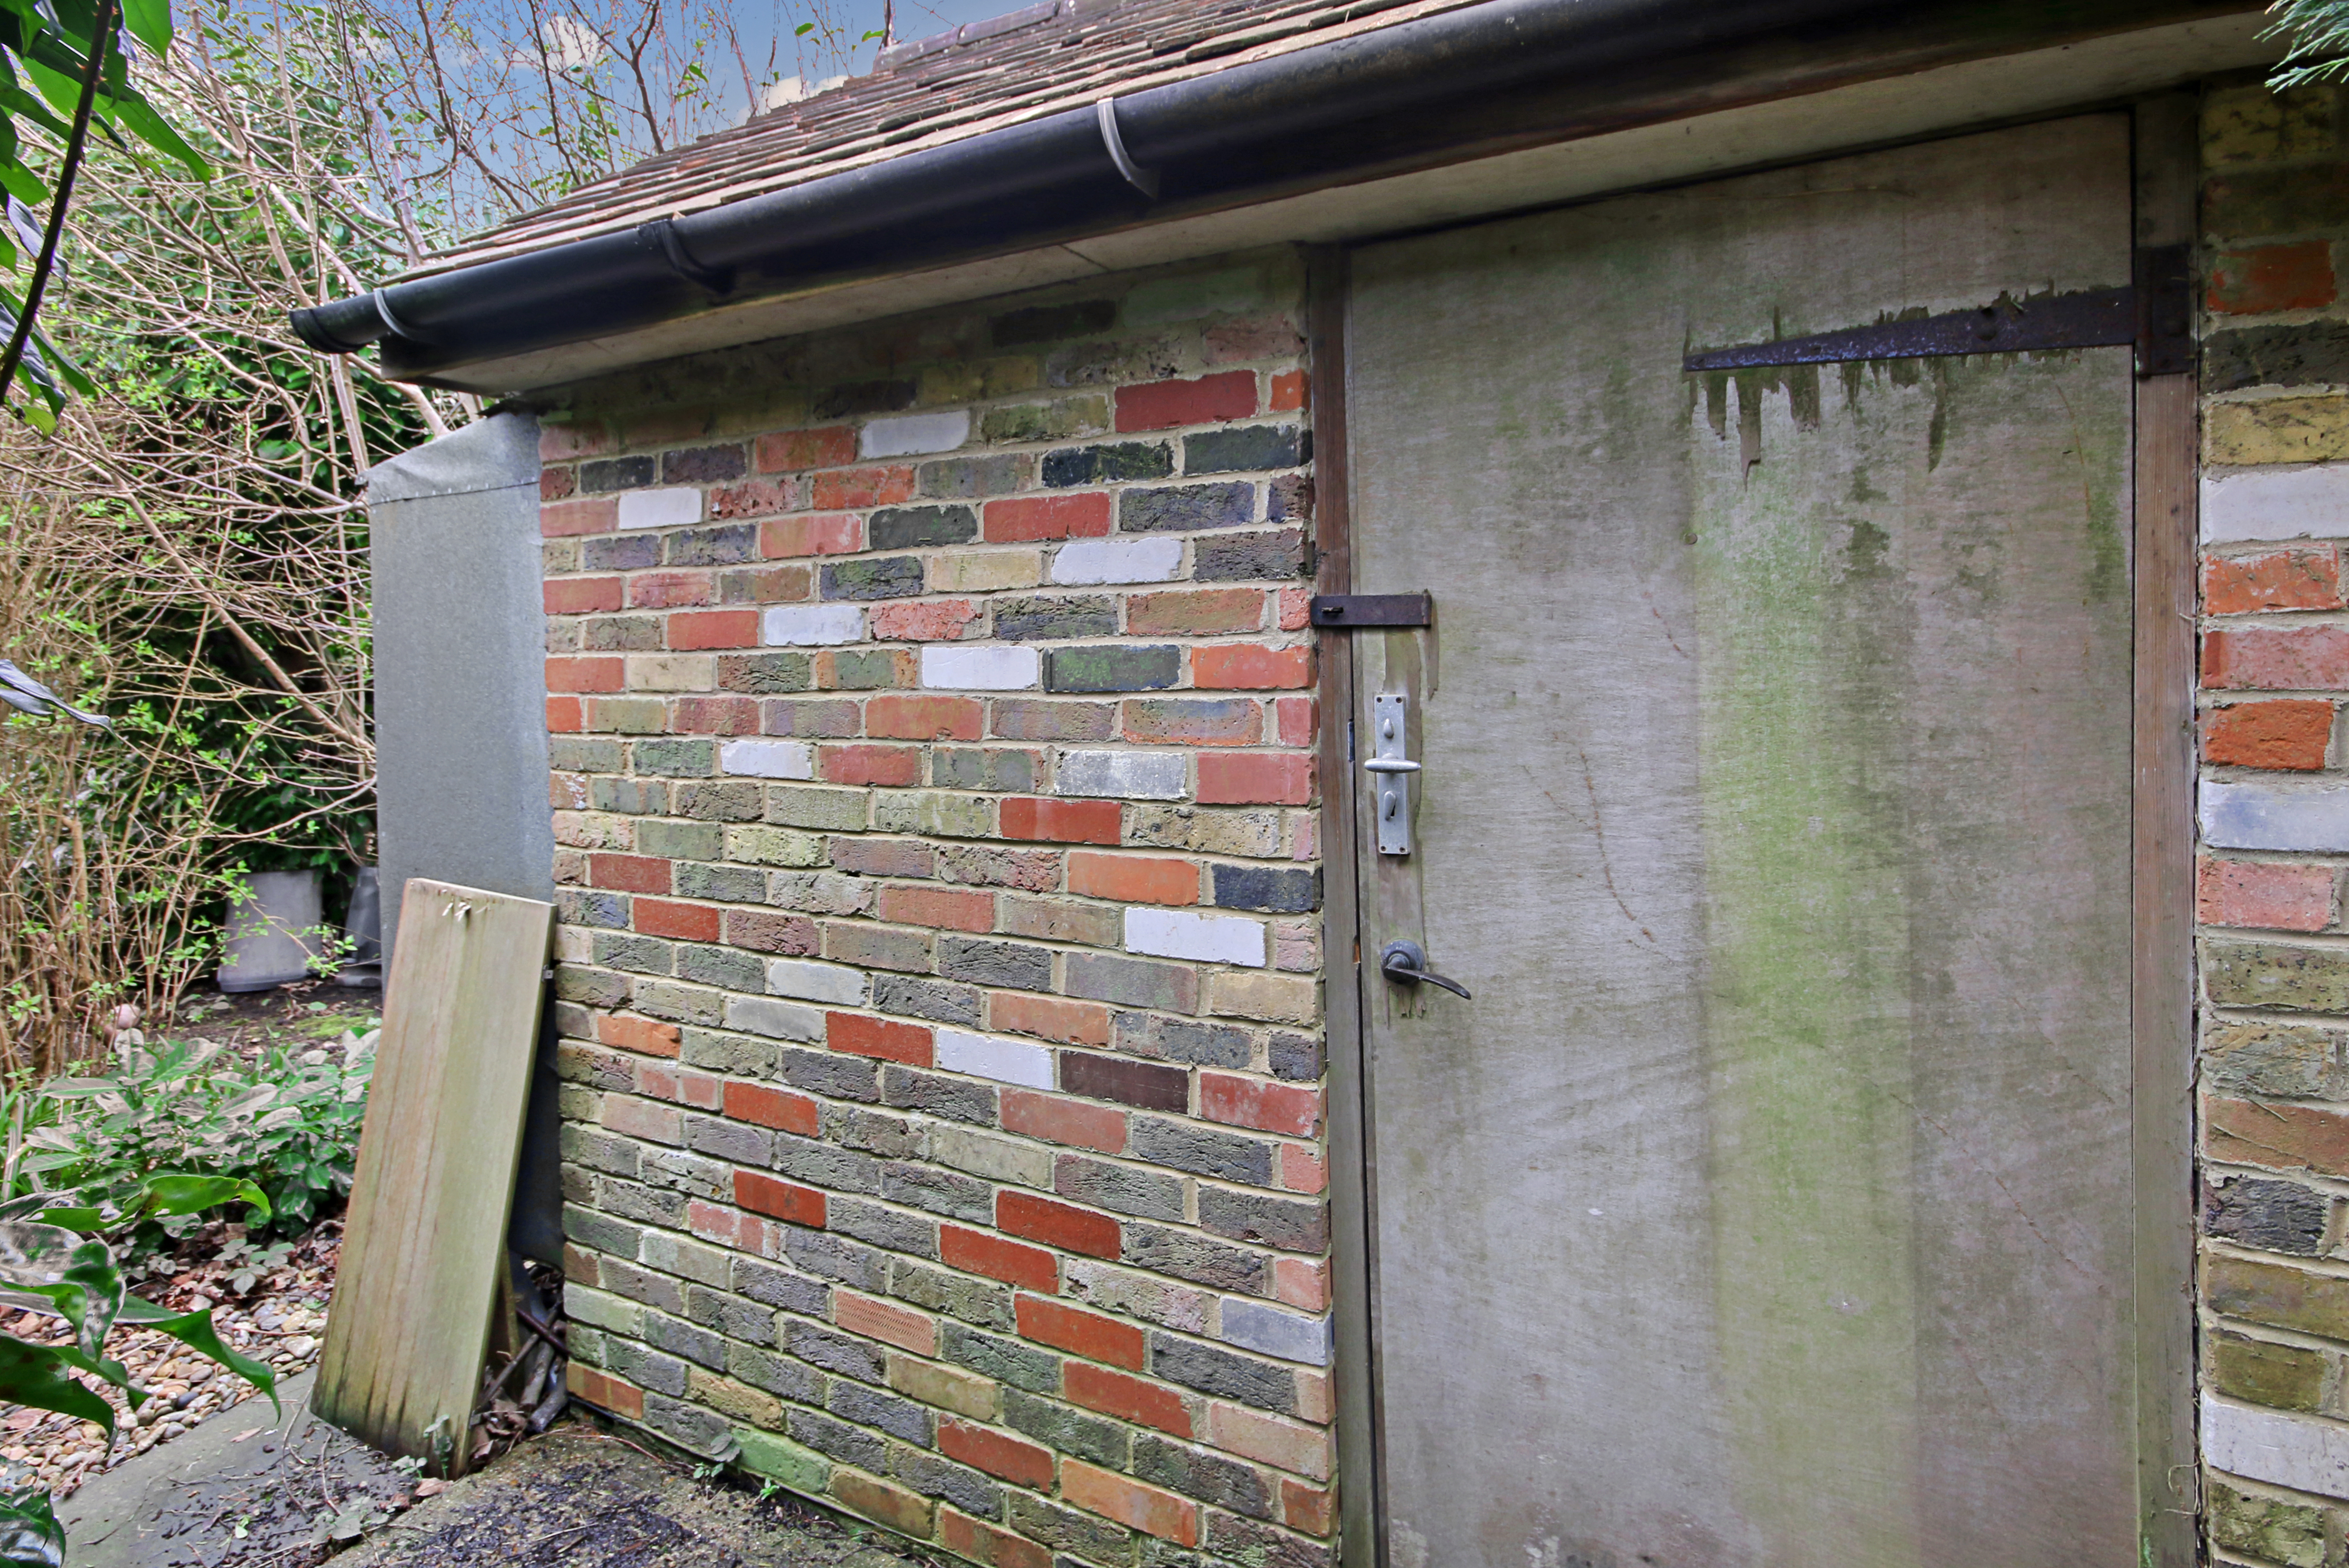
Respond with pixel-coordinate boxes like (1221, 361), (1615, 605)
(2197, 857), (2335, 931)
(2204, 699), (2334, 769)
(939, 1418), (1057, 1488)
(542, 497), (618, 537)
(1002, 1088), (1126, 1153)
(545, 576), (623, 614)
(725, 908), (821, 955)
(1193, 644), (1313, 690)
(830, 837), (934, 878)
(1197, 752), (1313, 805)
(990, 993), (1112, 1046)
(687, 1199), (759, 1251)
(2209, 242), (2337, 314)
(724, 1081), (822, 1136)
(710, 477), (799, 520)
(2205, 626), (2349, 690)
(1208, 1402), (1332, 1480)
(1064, 1362), (1192, 1437)
(598, 1013), (682, 1057)
(1116, 371), (1258, 433)
(634, 898), (720, 942)
(547, 656), (624, 694)
(761, 514), (862, 558)
(812, 466), (916, 509)
(2206, 546), (2345, 614)
(868, 694), (984, 741)
(1275, 696), (1316, 747)
(939, 1509), (1051, 1568)
(1200, 1072), (1322, 1136)
(589, 854), (670, 894)
(836, 1290), (938, 1355)
(871, 599), (978, 641)
(878, 885), (996, 932)
(1068, 851), (1198, 905)
(1062, 1459), (1200, 1545)
(566, 1364), (643, 1420)
(669, 696), (761, 736)
(819, 743), (923, 786)
(629, 570), (712, 609)
(1000, 796), (1120, 844)
(1280, 1143), (1327, 1196)
(828, 1012), (934, 1066)
(601, 1094), (679, 1144)
(1121, 698), (1262, 746)
(941, 1224), (1059, 1293)
(831, 1473), (933, 1538)
(1015, 1294), (1145, 1370)
(1274, 1254), (1330, 1310)
(719, 564), (812, 603)
(984, 493), (1112, 541)
(736, 1171), (827, 1227)
(1277, 586), (1312, 631)
(756, 425), (858, 473)
(668, 610), (760, 650)
(562, 1242), (601, 1287)
(1267, 369), (1307, 413)
(1281, 1477), (1335, 1536)
(2207, 1096), (2349, 1176)
(998, 1190), (1120, 1259)
(1126, 589), (1264, 636)
(546, 696), (583, 732)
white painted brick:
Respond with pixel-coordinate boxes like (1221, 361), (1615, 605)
(860, 410), (970, 458)
(720, 739), (815, 779)
(2202, 779), (2349, 852)
(763, 604), (866, 646)
(2206, 1396), (2349, 1500)
(1057, 749), (1187, 800)
(935, 1028), (1054, 1089)
(616, 487), (703, 530)
(722, 995), (826, 1042)
(921, 644), (1039, 690)
(1220, 1299), (1332, 1366)
(766, 958), (867, 1006)
(2204, 463), (2349, 543)
(1126, 907), (1265, 966)
(1051, 537), (1184, 585)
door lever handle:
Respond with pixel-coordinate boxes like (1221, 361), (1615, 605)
(1380, 940), (1472, 1000)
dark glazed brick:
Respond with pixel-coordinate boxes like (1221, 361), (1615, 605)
(1268, 472), (1314, 524)
(813, 379), (918, 419)
(2205, 1175), (2328, 1256)
(1008, 1494), (1133, 1565)
(895, 1449), (1004, 1517)
(776, 1044), (884, 1103)
(993, 300), (1117, 346)
(918, 455), (1029, 499)
(869, 505), (978, 550)
(1118, 482), (1255, 533)
(1184, 425), (1307, 475)
(580, 456), (655, 492)
(792, 1319), (889, 1384)
(1135, 1432), (1271, 1517)
(583, 534), (662, 571)
(718, 652), (813, 693)
(1120, 1224), (1270, 1293)
(643, 1393), (732, 1457)
(994, 596), (1119, 642)
(1061, 1050), (1187, 1112)
(1196, 528), (1310, 582)
(883, 1066), (999, 1126)
(829, 1196), (940, 1259)
(822, 557), (925, 601)
(1199, 1187), (1327, 1252)
(791, 1407), (889, 1471)
(890, 1260), (1015, 1329)
(1042, 441), (1173, 487)
(734, 1257), (831, 1314)
(1211, 864), (1321, 913)
(1130, 1116), (1274, 1184)
(662, 444), (746, 483)
(1114, 1013), (1250, 1069)
(608, 1341), (690, 1396)
(939, 937), (1054, 991)
(1003, 1387), (1129, 1468)
(2207, 321), (2349, 393)
(1150, 1332), (1295, 1414)
(1045, 644), (1181, 692)
(943, 1322), (1061, 1394)
(1267, 1031), (1324, 1082)
(673, 862), (765, 902)
(730, 1342), (824, 1402)
(830, 1381), (936, 1446)
(786, 1229), (889, 1291)
(1209, 1510), (1338, 1568)
(874, 974), (986, 1027)
(883, 1162), (994, 1223)
(1056, 1153), (1184, 1221)
(665, 524), (758, 565)
(773, 1132), (885, 1194)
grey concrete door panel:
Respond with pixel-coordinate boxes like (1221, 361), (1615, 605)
(1345, 114), (2143, 1568)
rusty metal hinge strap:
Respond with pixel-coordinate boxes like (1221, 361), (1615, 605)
(1682, 245), (2191, 378)
(1310, 593), (1431, 628)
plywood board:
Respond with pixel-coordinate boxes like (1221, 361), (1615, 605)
(314, 879), (553, 1474)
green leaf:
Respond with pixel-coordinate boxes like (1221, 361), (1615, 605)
(117, 0), (166, 54)
(116, 1297), (278, 1419)
(0, 1486), (62, 1568)
(0, 1336), (116, 1437)
(101, 91), (206, 177)
(138, 1173), (268, 1221)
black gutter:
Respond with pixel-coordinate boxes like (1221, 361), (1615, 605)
(295, 0), (2247, 379)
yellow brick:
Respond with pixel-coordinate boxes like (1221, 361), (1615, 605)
(2210, 395), (2349, 467)
(688, 1368), (785, 1428)
(930, 549), (1042, 592)
(625, 653), (716, 692)
(712, 388), (813, 438)
(920, 357), (1040, 405)
(2205, 85), (2337, 168)
(887, 1352), (999, 1419)
(1206, 971), (1320, 1025)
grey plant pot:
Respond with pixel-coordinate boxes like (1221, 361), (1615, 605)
(217, 869), (323, 994)
(336, 866), (383, 988)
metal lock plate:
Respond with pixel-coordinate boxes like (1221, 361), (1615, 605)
(1368, 693), (1416, 856)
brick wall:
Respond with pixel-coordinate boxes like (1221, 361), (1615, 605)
(534, 250), (1338, 1568)
(2199, 80), (2349, 1565)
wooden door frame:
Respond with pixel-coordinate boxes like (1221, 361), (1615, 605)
(1309, 94), (2201, 1568)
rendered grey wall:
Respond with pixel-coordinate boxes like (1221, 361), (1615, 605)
(368, 411), (562, 1265)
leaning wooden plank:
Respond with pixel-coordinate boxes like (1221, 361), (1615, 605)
(314, 879), (553, 1475)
